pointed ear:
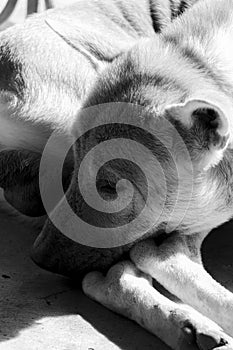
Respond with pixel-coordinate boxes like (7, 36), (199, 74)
(45, 19), (105, 72)
(165, 98), (230, 139)
(45, 18), (117, 73)
(165, 98), (233, 169)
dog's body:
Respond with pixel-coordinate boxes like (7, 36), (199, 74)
(1, 0), (233, 349)
(71, 2), (233, 348)
(0, 0), (189, 215)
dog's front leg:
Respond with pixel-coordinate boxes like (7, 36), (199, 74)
(130, 233), (233, 336)
(82, 261), (233, 350)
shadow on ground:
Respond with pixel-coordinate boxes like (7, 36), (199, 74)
(0, 208), (169, 350)
(0, 204), (232, 350)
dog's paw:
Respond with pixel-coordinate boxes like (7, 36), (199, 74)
(82, 261), (152, 315)
(172, 308), (233, 350)
(82, 260), (233, 350)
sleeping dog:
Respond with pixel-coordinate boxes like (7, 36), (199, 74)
(0, 0), (233, 349)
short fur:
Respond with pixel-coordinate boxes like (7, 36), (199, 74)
(1, 0), (233, 349)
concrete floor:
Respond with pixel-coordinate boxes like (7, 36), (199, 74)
(0, 199), (233, 350)
(0, 204), (170, 350)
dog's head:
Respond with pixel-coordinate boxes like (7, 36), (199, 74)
(32, 35), (233, 277)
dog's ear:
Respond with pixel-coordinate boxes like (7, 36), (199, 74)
(165, 98), (232, 170)
(166, 99), (230, 137)
(0, 149), (73, 217)
(45, 18), (121, 73)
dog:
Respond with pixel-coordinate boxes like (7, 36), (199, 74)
(0, 0), (233, 349)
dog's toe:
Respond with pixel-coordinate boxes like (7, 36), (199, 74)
(196, 331), (227, 350)
(171, 309), (233, 350)
(179, 320), (232, 350)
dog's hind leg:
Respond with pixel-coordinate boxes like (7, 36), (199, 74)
(82, 261), (233, 350)
(130, 233), (233, 337)
(0, 148), (73, 216)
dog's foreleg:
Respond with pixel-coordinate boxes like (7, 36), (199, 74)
(130, 233), (233, 336)
(82, 261), (233, 350)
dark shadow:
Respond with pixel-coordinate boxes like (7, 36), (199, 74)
(1, 207), (233, 349)
(0, 209), (169, 349)
(202, 219), (233, 292)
